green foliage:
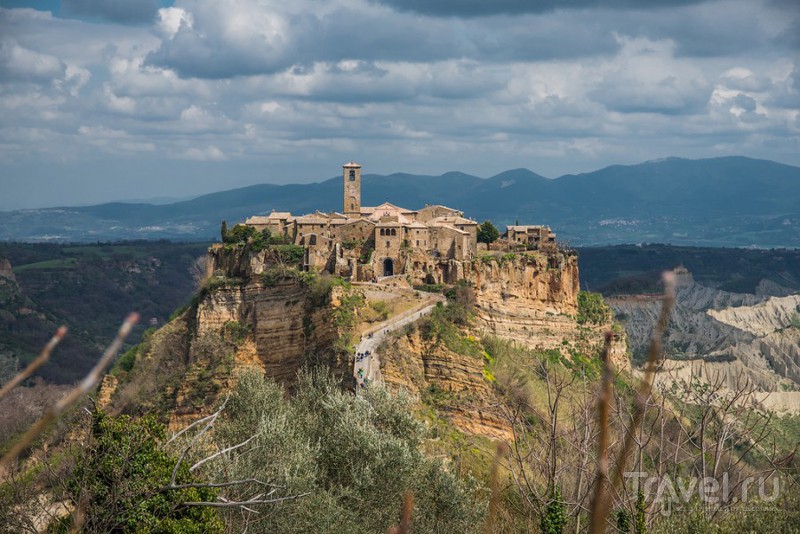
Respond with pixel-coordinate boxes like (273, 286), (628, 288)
(616, 507), (632, 533)
(418, 302), (483, 360)
(649, 491), (800, 533)
(477, 220), (500, 244)
(115, 345), (138, 374)
(561, 349), (603, 380)
(221, 320), (251, 343)
(577, 291), (611, 325)
(305, 274), (348, 307)
(168, 303), (191, 322)
(203, 276), (245, 293)
(415, 283), (445, 293)
(540, 487), (567, 534)
(332, 290), (364, 354)
(54, 411), (222, 533)
(211, 369), (484, 533)
(358, 244), (374, 264)
(269, 244), (305, 265)
(220, 220), (228, 243)
(0, 241), (209, 384)
(790, 312), (800, 330)
(368, 300), (389, 321)
(635, 489), (646, 534)
(224, 224), (256, 245)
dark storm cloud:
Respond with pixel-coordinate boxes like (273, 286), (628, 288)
(371, 0), (706, 18)
(62, 0), (160, 24)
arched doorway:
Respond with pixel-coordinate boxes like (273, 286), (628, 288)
(383, 258), (394, 277)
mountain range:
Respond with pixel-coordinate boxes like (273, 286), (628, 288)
(1, 156), (798, 247)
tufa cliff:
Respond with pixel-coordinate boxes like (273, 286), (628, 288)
(107, 245), (627, 436)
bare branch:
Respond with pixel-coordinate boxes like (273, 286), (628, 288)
(182, 492), (309, 508)
(588, 331), (614, 534)
(0, 313), (138, 471)
(190, 434), (256, 473)
(170, 396), (229, 486)
(0, 326), (67, 401)
(163, 478), (282, 492)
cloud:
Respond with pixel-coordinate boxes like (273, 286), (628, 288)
(0, 39), (66, 83)
(182, 145), (227, 161)
(61, 0), (160, 24)
(370, 0), (706, 17)
(0, 0), (798, 210)
(587, 36), (713, 115)
(143, 0), (622, 79)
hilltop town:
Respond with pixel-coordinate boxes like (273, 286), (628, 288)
(243, 162), (556, 283)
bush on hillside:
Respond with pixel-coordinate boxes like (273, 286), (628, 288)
(207, 369), (485, 533)
(577, 291), (611, 325)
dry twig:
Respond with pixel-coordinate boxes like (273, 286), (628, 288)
(0, 326), (67, 401)
(0, 313), (138, 471)
(588, 331), (614, 533)
(589, 271), (675, 533)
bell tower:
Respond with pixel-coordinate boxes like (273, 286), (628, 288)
(343, 161), (362, 217)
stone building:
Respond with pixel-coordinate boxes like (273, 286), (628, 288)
(244, 162), (555, 283)
(504, 225), (556, 249)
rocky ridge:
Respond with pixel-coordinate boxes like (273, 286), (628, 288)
(609, 269), (800, 412)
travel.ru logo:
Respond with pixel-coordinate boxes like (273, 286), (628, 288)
(623, 471), (784, 516)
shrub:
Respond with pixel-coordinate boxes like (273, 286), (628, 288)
(53, 411), (222, 533)
(577, 291), (611, 325)
(210, 369), (485, 533)
(477, 221), (500, 244)
(540, 487), (567, 534)
(269, 244), (304, 265)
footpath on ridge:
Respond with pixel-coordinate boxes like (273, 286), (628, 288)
(352, 281), (445, 389)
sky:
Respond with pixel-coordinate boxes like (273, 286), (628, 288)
(0, 0), (798, 210)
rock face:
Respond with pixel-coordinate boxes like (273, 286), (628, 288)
(611, 273), (800, 412)
(0, 258), (14, 282)
(125, 245), (627, 437)
(465, 254), (578, 350)
(379, 251), (626, 439)
(380, 327), (511, 440)
(462, 252), (628, 371)
(195, 279), (340, 384)
(708, 294), (800, 337)
(465, 252), (579, 317)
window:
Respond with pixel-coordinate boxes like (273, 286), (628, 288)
(349, 169), (355, 181)
(391, 228), (397, 236)
(416, 240), (419, 246)
(386, 241), (390, 248)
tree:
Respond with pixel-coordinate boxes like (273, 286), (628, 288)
(220, 220), (228, 243)
(208, 368), (484, 533)
(477, 220), (500, 244)
(226, 224), (256, 244)
(55, 411), (222, 533)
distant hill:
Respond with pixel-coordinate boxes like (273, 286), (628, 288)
(1, 156), (798, 247)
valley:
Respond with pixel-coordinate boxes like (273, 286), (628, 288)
(1, 239), (798, 532)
